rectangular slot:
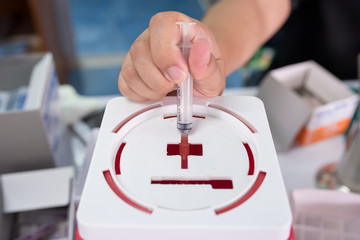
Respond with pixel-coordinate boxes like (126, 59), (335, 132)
(151, 177), (233, 189)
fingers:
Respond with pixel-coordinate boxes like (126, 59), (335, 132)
(148, 12), (225, 97)
(119, 12), (194, 101)
(118, 11), (226, 101)
(129, 29), (177, 97)
(119, 29), (177, 101)
(149, 12), (193, 84)
(118, 55), (176, 101)
(118, 57), (147, 101)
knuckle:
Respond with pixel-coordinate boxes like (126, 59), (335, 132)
(149, 13), (161, 27)
(149, 11), (185, 28)
(119, 85), (129, 97)
(121, 64), (137, 84)
(118, 75), (130, 96)
(149, 12), (167, 27)
(152, 81), (176, 95)
(129, 40), (147, 61)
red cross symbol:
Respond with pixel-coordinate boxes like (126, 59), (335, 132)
(167, 134), (203, 169)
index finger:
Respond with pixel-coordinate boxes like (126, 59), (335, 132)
(148, 12), (196, 84)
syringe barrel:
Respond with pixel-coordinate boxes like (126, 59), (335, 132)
(176, 22), (195, 132)
(177, 71), (193, 131)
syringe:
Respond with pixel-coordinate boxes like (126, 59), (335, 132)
(176, 21), (195, 133)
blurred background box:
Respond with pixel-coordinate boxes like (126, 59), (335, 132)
(0, 166), (75, 240)
(258, 61), (359, 151)
(0, 53), (63, 174)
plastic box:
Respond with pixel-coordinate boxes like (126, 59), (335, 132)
(77, 96), (292, 240)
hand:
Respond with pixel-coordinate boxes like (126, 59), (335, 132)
(118, 11), (226, 101)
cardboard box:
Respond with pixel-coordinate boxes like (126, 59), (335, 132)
(0, 53), (75, 240)
(0, 166), (75, 240)
(1, 167), (73, 214)
(257, 61), (359, 151)
(0, 180), (14, 240)
(0, 53), (63, 174)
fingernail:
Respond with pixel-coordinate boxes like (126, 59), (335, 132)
(166, 66), (186, 83)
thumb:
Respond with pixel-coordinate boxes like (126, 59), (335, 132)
(189, 38), (225, 97)
(189, 38), (211, 79)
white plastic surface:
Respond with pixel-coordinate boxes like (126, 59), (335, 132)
(77, 96), (292, 240)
